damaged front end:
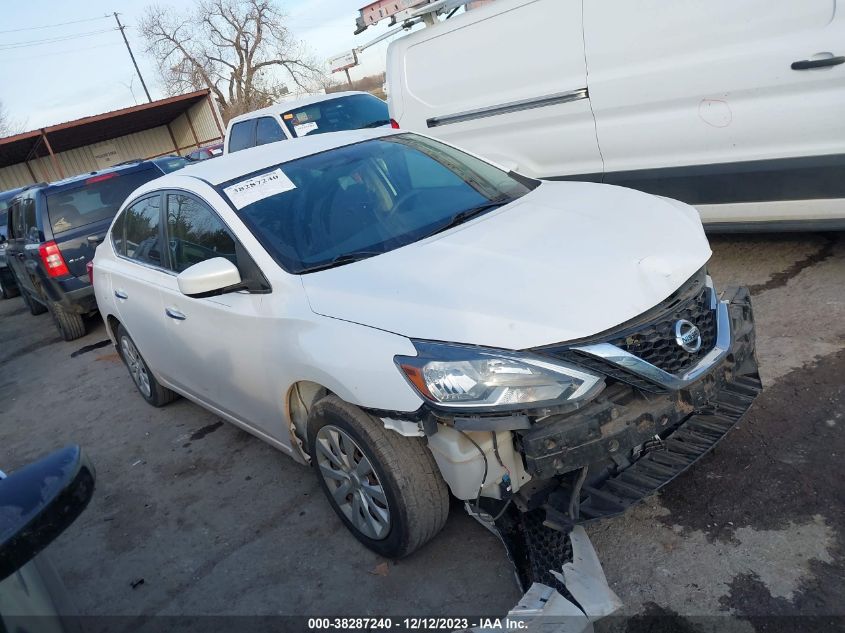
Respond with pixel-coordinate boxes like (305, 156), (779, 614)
(388, 271), (761, 590)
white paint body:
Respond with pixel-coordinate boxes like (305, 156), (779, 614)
(93, 129), (711, 498)
(386, 0), (845, 227)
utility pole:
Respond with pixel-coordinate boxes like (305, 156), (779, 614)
(113, 12), (152, 103)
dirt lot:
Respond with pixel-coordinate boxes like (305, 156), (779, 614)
(0, 232), (843, 630)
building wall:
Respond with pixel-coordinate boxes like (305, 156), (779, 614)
(0, 98), (224, 190)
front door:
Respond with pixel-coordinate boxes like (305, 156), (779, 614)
(155, 192), (286, 443)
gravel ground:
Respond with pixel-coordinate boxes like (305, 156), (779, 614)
(0, 231), (842, 631)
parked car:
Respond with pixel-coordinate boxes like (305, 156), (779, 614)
(185, 142), (224, 162)
(0, 186), (32, 299)
(0, 445), (94, 630)
(92, 129), (760, 564)
(385, 0), (845, 231)
(4, 159), (183, 340)
(224, 91), (392, 154)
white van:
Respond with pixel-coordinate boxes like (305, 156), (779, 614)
(224, 91), (392, 154)
(386, 0), (845, 230)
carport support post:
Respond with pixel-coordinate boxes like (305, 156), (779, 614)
(184, 110), (201, 150)
(205, 93), (225, 139)
(40, 129), (64, 180)
(165, 123), (180, 155)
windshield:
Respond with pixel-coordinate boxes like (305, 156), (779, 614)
(221, 134), (535, 274)
(282, 94), (390, 138)
(47, 167), (161, 235)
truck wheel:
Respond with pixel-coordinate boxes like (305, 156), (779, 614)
(48, 302), (86, 341)
(307, 395), (449, 558)
(116, 324), (178, 407)
(21, 287), (47, 315)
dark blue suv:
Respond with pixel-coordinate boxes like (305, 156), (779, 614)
(4, 158), (185, 340)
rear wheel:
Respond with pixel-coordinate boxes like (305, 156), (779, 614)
(21, 287), (47, 315)
(307, 395), (449, 558)
(116, 324), (178, 407)
(0, 273), (17, 299)
(48, 301), (86, 341)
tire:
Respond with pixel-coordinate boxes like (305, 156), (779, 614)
(116, 324), (179, 407)
(21, 287), (47, 315)
(48, 301), (86, 341)
(307, 395), (449, 558)
(0, 273), (17, 299)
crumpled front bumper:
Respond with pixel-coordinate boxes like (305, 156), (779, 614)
(514, 286), (760, 526)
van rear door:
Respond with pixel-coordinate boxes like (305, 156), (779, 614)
(388, 0), (603, 179)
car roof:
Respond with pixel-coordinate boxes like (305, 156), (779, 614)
(37, 160), (162, 195)
(133, 128), (402, 194)
(226, 92), (374, 126)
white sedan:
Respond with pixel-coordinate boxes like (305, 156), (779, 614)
(92, 129), (759, 576)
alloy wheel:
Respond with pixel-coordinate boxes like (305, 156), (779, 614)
(120, 336), (151, 398)
(315, 425), (391, 540)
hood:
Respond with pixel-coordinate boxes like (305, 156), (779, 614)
(302, 181), (711, 350)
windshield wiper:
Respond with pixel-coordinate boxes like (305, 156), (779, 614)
(299, 250), (384, 274)
(363, 119), (392, 128)
(424, 200), (510, 238)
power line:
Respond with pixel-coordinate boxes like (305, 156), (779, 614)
(0, 15), (111, 34)
(0, 28), (120, 50)
(0, 41), (122, 62)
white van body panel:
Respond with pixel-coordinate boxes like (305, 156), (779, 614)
(387, 0), (603, 177)
(387, 0), (845, 228)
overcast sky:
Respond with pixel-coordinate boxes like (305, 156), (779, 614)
(0, 0), (404, 131)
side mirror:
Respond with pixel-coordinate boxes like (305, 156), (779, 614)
(177, 257), (242, 298)
(0, 445), (95, 582)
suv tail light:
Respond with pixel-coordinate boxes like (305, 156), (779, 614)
(39, 241), (70, 278)
(390, 118), (400, 129)
(86, 260), (94, 284)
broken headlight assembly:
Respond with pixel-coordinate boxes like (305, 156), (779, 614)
(395, 341), (604, 412)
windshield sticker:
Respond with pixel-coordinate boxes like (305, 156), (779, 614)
(293, 121), (318, 137)
(223, 168), (296, 209)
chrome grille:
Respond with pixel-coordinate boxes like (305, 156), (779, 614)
(609, 287), (717, 374)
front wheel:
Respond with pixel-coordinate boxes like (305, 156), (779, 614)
(308, 395), (449, 558)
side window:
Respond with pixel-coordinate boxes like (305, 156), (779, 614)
(227, 120), (255, 153)
(110, 209), (127, 256)
(9, 201), (22, 239)
(166, 194), (236, 273)
(124, 196), (164, 267)
(256, 116), (285, 146)
(22, 199), (38, 241)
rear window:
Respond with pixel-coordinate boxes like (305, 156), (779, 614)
(46, 168), (160, 235)
(282, 94), (389, 138)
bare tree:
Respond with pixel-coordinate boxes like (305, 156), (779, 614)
(0, 100), (24, 138)
(141, 0), (324, 121)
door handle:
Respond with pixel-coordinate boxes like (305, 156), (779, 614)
(17, 253), (25, 260)
(791, 56), (845, 70)
(114, 290), (128, 300)
(165, 307), (186, 321)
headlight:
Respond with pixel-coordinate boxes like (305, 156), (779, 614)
(395, 342), (604, 411)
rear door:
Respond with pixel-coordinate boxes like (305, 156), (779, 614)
(584, 0), (845, 223)
(388, 0), (603, 178)
(107, 194), (172, 374)
(46, 167), (163, 279)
